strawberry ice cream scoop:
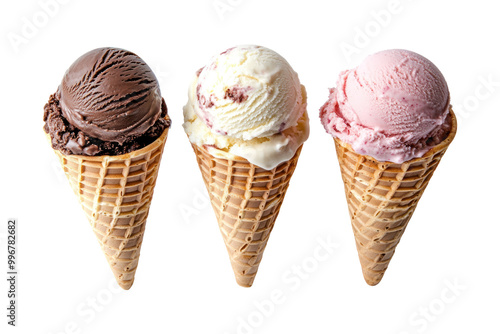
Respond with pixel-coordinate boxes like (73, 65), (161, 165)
(320, 49), (452, 163)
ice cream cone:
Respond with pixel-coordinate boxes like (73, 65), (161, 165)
(334, 109), (457, 286)
(49, 126), (169, 290)
(191, 144), (302, 287)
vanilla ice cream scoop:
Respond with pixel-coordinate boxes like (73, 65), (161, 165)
(184, 45), (308, 170)
(194, 45), (304, 140)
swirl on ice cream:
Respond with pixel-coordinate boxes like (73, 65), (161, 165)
(44, 47), (170, 156)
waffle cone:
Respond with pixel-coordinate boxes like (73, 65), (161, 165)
(191, 144), (302, 287)
(49, 127), (169, 290)
(334, 110), (457, 286)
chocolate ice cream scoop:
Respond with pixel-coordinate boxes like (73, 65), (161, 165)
(44, 47), (170, 156)
(58, 47), (162, 144)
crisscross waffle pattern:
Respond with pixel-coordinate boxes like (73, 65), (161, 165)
(334, 110), (457, 286)
(51, 128), (168, 290)
(192, 144), (302, 287)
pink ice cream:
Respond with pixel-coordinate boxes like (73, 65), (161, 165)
(320, 49), (452, 163)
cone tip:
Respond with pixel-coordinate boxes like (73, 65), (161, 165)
(363, 272), (384, 286)
(235, 275), (255, 288)
(117, 279), (134, 290)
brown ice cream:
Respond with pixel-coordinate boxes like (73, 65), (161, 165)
(44, 47), (170, 156)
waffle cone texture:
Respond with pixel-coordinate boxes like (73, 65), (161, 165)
(50, 127), (169, 290)
(334, 109), (457, 286)
(192, 144), (302, 287)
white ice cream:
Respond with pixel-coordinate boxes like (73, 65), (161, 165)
(183, 45), (309, 170)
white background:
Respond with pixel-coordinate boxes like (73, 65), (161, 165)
(1, 0), (499, 333)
